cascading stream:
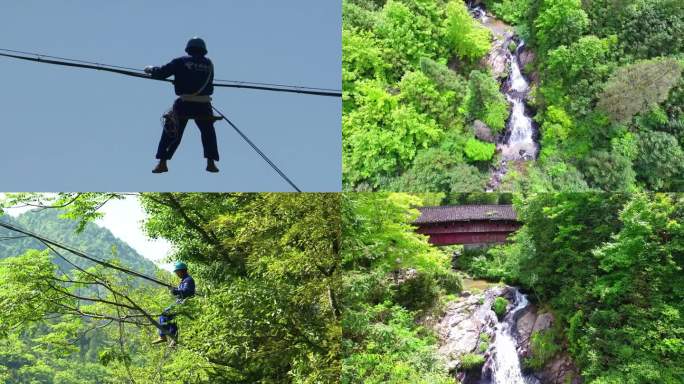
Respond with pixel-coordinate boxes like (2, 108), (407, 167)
(500, 42), (537, 162)
(469, 5), (538, 191)
(483, 289), (538, 384)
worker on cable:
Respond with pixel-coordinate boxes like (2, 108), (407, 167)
(153, 261), (195, 346)
(144, 37), (220, 173)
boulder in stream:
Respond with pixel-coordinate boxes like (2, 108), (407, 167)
(473, 120), (495, 142)
(518, 47), (535, 73)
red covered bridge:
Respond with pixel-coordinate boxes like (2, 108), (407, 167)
(414, 205), (521, 246)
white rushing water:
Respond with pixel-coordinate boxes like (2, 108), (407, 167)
(486, 289), (536, 384)
(469, 4), (539, 190)
(499, 41), (537, 161)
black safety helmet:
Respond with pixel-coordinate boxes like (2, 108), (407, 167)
(185, 37), (208, 55)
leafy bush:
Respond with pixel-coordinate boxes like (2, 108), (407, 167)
(478, 333), (491, 353)
(460, 353), (486, 370)
(433, 269), (463, 294)
(464, 138), (496, 162)
(341, 303), (454, 384)
(392, 271), (440, 312)
(492, 297), (509, 319)
(525, 329), (561, 369)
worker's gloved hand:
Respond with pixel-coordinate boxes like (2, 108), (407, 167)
(144, 65), (155, 74)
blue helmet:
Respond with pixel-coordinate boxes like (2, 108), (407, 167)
(185, 37), (207, 55)
(173, 261), (188, 272)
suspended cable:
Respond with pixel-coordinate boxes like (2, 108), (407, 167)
(0, 220), (174, 289)
(211, 106), (302, 192)
(0, 48), (341, 97)
(214, 77), (341, 93)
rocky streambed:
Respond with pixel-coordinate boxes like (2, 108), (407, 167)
(434, 285), (581, 384)
(467, 5), (539, 191)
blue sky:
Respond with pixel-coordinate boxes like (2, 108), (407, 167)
(0, 1), (341, 192)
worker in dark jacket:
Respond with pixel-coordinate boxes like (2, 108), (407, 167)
(153, 262), (195, 346)
(145, 37), (220, 174)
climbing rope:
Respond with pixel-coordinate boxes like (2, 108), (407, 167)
(0, 48), (342, 97)
(212, 105), (302, 192)
(0, 220), (174, 288)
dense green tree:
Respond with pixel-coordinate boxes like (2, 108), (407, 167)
(443, 0), (492, 61)
(399, 71), (459, 127)
(533, 0), (588, 53)
(343, 80), (442, 189)
(375, 1), (447, 80)
(462, 70), (509, 133)
(582, 150), (636, 191)
(619, 0), (684, 59)
(389, 146), (489, 197)
(597, 58), (682, 123)
(542, 35), (616, 114)
(342, 29), (386, 102)
(634, 130), (684, 190)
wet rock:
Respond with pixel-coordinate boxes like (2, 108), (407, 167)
(535, 353), (582, 384)
(436, 297), (483, 371)
(532, 312), (554, 333)
(515, 304), (538, 354)
(392, 268), (417, 284)
(518, 47), (536, 73)
(482, 33), (513, 79)
(473, 120), (495, 142)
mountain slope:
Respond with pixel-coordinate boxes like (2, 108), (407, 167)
(0, 209), (158, 277)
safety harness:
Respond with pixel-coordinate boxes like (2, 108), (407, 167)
(162, 61), (217, 138)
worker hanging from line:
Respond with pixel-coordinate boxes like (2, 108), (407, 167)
(145, 37), (221, 174)
(153, 261), (195, 346)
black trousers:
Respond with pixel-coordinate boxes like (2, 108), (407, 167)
(156, 99), (219, 161)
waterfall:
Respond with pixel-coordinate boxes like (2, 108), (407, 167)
(499, 41), (537, 162)
(468, 5), (539, 191)
(483, 289), (539, 384)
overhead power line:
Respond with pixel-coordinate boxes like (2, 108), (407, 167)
(0, 220), (174, 289)
(0, 48), (342, 97)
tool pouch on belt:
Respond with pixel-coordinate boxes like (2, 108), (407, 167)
(162, 108), (179, 138)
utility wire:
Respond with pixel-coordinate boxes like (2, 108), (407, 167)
(0, 48), (341, 97)
(1, 49), (317, 189)
(0, 48), (339, 92)
(0, 220), (174, 289)
(212, 106), (302, 192)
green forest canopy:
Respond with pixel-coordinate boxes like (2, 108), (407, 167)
(342, 0), (684, 195)
(0, 193), (683, 383)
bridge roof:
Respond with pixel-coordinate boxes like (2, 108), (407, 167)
(415, 205), (517, 224)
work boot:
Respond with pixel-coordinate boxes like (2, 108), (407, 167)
(152, 160), (168, 173)
(151, 336), (167, 345)
(206, 160), (219, 173)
